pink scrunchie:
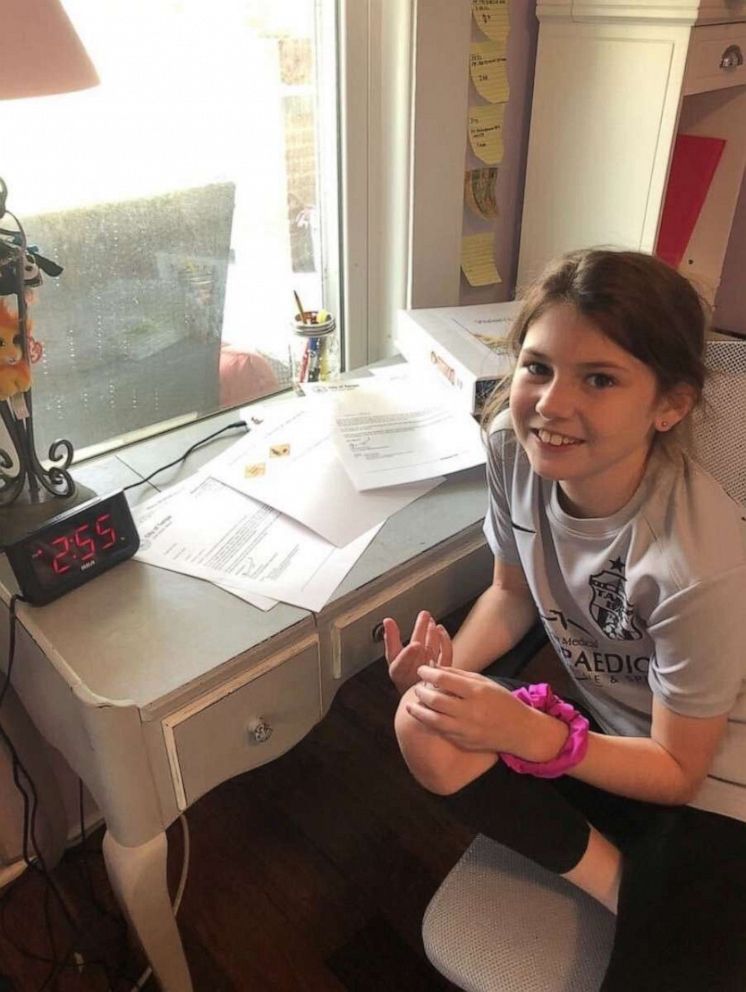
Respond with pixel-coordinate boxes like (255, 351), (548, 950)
(499, 683), (590, 779)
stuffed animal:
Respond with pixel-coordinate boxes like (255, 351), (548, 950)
(0, 301), (31, 401)
(0, 241), (62, 296)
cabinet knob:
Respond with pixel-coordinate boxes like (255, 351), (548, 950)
(720, 45), (743, 71)
(371, 621), (385, 643)
(247, 717), (273, 744)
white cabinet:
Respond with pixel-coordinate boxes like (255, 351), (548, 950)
(518, 1), (746, 323)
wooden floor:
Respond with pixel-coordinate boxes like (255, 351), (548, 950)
(0, 626), (562, 992)
(0, 645), (494, 991)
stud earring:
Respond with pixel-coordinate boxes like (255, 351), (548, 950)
(658, 420), (669, 431)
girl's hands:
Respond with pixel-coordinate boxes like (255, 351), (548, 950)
(405, 666), (532, 754)
(383, 611), (452, 695)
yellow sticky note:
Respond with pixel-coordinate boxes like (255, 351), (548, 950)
(244, 463), (266, 478)
(269, 443), (291, 458)
(470, 41), (509, 104)
(468, 103), (505, 165)
(465, 167), (499, 220)
(461, 234), (502, 287)
(472, 0), (510, 45)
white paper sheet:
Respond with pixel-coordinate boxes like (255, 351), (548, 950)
(366, 365), (414, 379)
(330, 374), (487, 491)
(210, 398), (442, 546)
(132, 473), (379, 612)
(131, 478), (278, 610)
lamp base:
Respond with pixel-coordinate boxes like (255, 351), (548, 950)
(0, 482), (97, 548)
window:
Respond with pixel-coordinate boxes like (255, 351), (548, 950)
(2, 0), (341, 458)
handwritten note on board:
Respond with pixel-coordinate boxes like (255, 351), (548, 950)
(468, 103), (505, 165)
(472, 0), (510, 45)
(461, 234), (501, 287)
(465, 167), (499, 219)
(470, 41), (509, 103)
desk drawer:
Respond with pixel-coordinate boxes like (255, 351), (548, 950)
(163, 638), (320, 809)
(330, 535), (491, 682)
(684, 24), (746, 95)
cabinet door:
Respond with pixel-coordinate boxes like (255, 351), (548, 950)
(674, 83), (746, 303)
(519, 22), (690, 284)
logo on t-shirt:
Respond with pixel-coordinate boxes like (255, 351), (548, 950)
(589, 558), (642, 641)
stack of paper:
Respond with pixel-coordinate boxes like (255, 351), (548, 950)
(209, 395), (441, 546)
(132, 472), (379, 612)
(132, 369), (487, 613)
(326, 373), (486, 491)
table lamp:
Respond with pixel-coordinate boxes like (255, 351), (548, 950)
(0, 0), (99, 542)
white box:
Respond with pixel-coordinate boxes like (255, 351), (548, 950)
(396, 301), (521, 414)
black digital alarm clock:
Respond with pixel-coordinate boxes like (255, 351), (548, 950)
(4, 491), (140, 605)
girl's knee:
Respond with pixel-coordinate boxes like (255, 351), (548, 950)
(393, 686), (420, 750)
(394, 689), (495, 796)
(394, 690), (454, 794)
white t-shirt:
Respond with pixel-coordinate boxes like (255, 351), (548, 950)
(484, 411), (746, 822)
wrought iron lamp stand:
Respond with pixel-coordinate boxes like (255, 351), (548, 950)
(0, 178), (84, 544)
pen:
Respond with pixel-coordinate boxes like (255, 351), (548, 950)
(318, 335), (329, 380)
(299, 340), (310, 382)
(308, 336), (321, 382)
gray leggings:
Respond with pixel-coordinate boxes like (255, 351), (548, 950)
(439, 679), (746, 991)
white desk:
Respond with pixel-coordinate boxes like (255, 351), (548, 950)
(0, 404), (492, 991)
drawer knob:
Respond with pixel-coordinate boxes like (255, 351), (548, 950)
(720, 45), (743, 71)
(247, 717), (273, 744)
(371, 621), (385, 643)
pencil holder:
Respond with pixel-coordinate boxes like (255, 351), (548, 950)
(289, 311), (340, 385)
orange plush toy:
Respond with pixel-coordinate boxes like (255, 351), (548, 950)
(0, 300), (31, 401)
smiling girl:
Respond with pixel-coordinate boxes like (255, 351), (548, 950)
(383, 250), (746, 990)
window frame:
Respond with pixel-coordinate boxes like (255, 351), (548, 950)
(12, 0), (476, 466)
(339, 0), (473, 368)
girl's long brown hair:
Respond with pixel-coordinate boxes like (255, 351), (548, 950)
(481, 249), (709, 452)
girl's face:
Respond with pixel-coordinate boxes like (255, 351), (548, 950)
(509, 303), (684, 518)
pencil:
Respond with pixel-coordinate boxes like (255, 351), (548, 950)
(294, 290), (308, 324)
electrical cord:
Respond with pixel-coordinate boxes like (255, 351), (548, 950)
(28, 791), (192, 991)
(59, 781), (131, 988)
(0, 595), (84, 988)
(122, 419), (249, 493)
(64, 780), (138, 989)
(1, 599), (62, 882)
(76, 779), (124, 927)
(0, 598), (36, 877)
(0, 595), (126, 990)
(50, 812), (192, 991)
(0, 410), (220, 986)
(0, 593), (24, 713)
(112, 419), (238, 983)
(128, 814), (191, 992)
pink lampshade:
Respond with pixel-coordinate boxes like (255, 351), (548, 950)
(0, 0), (99, 100)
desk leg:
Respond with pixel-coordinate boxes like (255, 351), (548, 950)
(103, 829), (193, 992)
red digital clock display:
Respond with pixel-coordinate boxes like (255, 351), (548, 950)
(5, 491), (140, 604)
(30, 511), (121, 585)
